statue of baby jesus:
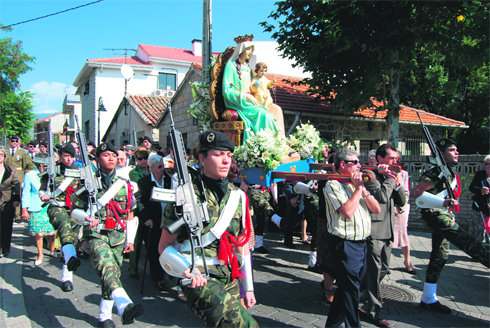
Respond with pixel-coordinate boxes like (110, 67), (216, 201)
(250, 62), (285, 138)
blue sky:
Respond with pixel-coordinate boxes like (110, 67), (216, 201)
(0, 0), (278, 118)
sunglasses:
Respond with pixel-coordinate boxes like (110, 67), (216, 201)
(344, 159), (360, 165)
(136, 157), (148, 160)
(10, 139), (19, 142)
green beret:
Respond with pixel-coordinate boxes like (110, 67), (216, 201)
(199, 131), (235, 152)
(96, 142), (118, 157)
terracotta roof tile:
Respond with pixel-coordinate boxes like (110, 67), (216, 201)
(269, 74), (466, 127)
(88, 56), (150, 66)
(127, 95), (169, 127)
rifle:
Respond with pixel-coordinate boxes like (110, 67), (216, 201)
(151, 103), (210, 285)
(310, 163), (402, 173)
(271, 171), (373, 184)
(74, 115), (103, 224)
(415, 111), (456, 200)
(37, 129), (58, 197)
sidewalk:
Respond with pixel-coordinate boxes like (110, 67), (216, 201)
(1, 222), (489, 327)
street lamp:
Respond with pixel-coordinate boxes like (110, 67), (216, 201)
(97, 97), (107, 145)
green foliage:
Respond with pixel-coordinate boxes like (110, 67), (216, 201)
(187, 81), (212, 132)
(0, 25), (36, 142)
(262, 1), (489, 153)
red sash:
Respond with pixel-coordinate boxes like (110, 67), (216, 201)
(217, 193), (252, 281)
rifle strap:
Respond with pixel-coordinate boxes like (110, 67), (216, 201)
(53, 177), (74, 197)
(181, 189), (242, 252)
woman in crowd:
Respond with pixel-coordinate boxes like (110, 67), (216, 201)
(158, 131), (258, 327)
(21, 153), (56, 265)
(392, 152), (415, 273)
(0, 146), (21, 258)
(468, 155), (490, 243)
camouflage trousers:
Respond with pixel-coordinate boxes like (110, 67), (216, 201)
(47, 206), (78, 246)
(249, 188), (274, 236)
(183, 275), (258, 328)
(422, 209), (490, 283)
(86, 230), (125, 300)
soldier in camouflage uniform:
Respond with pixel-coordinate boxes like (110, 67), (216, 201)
(39, 143), (81, 292)
(248, 185), (278, 253)
(158, 131), (258, 328)
(71, 142), (143, 328)
(412, 139), (490, 315)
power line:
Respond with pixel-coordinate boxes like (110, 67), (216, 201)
(3, 0), (104, 28)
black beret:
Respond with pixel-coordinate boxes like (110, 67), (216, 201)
(329, 145), (339, 153)
(142, 136), (152, 143)
(436, 138), (457, 152)
(39, 141), (47, 147)
(9, 134), (19, 140)
(96, 142), (118, 157)
(59, 143), (76, 157)
(199, 131), (235, 152)
(27, 141), (36, 147)
(87, 141), (96, 147)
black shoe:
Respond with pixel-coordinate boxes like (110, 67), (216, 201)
(255, 246), (269, 254)
(2, 251), (9, 258)
(98, 319), (115, 328)
(67, 256), (81, 271)
(122, 303), (144, 325)
(61, 281), (73, 292)
(419, 301), (451, 314)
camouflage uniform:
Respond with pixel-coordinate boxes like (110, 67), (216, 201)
(420, 166), (490, 283)
(161, 180), (258, 328)
(72, 172), (136, 300)
(42, 163), (80, 246)
(248, 187), (274, 236)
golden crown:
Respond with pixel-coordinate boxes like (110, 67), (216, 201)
(234, 34), (254, 44)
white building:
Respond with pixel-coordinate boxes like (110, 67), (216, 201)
(72, 40), (209, 144)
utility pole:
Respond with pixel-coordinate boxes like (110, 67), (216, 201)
(202, 0), (212, 84)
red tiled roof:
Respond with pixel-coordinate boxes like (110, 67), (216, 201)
(269, 74), (466, 127)
(138, 44), (220, 64)
(127, 95), (169, 127)
(88, 56), (150, 66)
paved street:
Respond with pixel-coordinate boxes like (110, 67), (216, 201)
(1, 222), (489, 328)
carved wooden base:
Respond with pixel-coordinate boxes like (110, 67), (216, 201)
(211, 121), (244, 147)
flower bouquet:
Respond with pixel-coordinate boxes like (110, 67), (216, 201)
(233, 128), (289, 173)
(287, 122), (324, 160)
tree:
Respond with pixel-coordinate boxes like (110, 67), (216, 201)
(262, 1), (489, 152)
(0, 25), (36, 142)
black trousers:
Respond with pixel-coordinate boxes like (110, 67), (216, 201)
(0, 203), (15, 254)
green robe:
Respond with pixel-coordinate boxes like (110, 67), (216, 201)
(222, 60), (278, 141)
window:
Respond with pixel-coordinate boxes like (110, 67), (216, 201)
(84, 81), (90, 96)
(84, 120), (90, 141)
(405, 136), (423, 155)
(158, 72), (176, 90)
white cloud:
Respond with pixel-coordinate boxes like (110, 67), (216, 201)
(29, 81), (76, 115)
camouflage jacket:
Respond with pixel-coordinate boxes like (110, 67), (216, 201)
(161, 178), (244, 277)
(71, 171), (136, 241)
(41, 163), (80, 206)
